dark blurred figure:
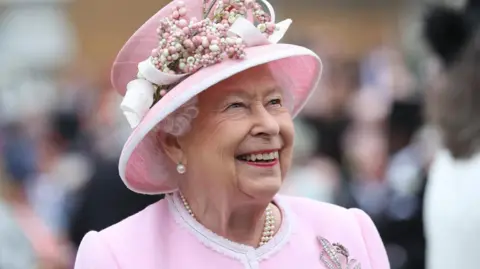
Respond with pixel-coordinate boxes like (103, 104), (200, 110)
(65, 77), (165, 249)
(68, 156), (163, 248)
(68, 157), (163, 248)
(50, 110), (90, 153)
(304, 116), (350, 165)
(303, 60), (359, 166)
(388, 101), (423, 155)
(382, 100), (426, 269)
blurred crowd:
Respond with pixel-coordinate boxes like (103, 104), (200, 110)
(281, 44), (435, 269)
(0, 0), (470, 269)
(0, 44), (434, 269)
(0, 69), (163, 268)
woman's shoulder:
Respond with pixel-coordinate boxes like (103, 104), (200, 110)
(279, 194), (377, 232)
(279, 195), (389, 268)
(101, 198), (168, 236)
(74, 199), (170, 269)
(279, 194), (360, 218)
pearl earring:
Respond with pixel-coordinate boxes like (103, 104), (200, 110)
(176, 162), (186, 174)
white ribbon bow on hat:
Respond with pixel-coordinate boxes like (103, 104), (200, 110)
(120, 0), (292, 129)
(228, 0), (292, 47)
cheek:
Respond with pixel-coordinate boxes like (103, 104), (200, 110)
(188, 116), (249, 161)
(213, 121), (251, 158)
(280, 148), (293, 177)
(279, 114), (295, 148)
(278, 114), (295, 175)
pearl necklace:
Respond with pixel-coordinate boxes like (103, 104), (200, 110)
(179, 193), (275, 247)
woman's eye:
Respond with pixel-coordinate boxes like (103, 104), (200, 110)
(227, 102), (245, 110)
(268, 98), (282, 107)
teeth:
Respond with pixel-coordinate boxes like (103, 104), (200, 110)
(243, 151), (279, 161)
(239, 151), (280, 162)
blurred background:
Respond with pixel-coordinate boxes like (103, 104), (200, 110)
(0, 0), (462, 268)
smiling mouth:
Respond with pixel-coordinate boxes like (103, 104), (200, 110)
(236, 150), (280, 167)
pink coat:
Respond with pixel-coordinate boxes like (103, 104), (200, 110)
(74, 193), (389, 269)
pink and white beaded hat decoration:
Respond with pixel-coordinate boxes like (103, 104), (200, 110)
(112, 0), (322, 194)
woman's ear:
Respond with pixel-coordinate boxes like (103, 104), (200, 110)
(158, 133), (185, 165)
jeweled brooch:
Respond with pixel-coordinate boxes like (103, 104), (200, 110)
(317, 236), (361, 269)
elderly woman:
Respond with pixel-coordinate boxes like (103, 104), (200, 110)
(74, 0), (389, 268)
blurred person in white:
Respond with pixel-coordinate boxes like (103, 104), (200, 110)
(423, 0), (480, 268)
(280, 118), (340, 203)
(0, 123), (69, 269)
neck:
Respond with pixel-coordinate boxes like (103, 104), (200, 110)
(178, 189), (278, 247)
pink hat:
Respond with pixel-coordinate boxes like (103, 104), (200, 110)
(112, 0), (322, 194)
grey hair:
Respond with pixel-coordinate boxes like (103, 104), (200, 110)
(145, 97), (199, 182)
(155, 97), (199, 137)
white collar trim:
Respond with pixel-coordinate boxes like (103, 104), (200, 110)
(166, 191), (292, 262)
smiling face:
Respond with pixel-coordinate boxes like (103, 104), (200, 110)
(166, 64), (295, 201)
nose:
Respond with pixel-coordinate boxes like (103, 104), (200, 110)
(250, 104), (280, 138)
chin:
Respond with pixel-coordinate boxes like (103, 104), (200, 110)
(240, 176), (283, 201)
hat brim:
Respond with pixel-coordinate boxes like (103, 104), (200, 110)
(118, 44), (322, 194)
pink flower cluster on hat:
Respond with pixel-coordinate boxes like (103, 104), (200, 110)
(150, 0), (278, 81)
(119, 0), (295, 129)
